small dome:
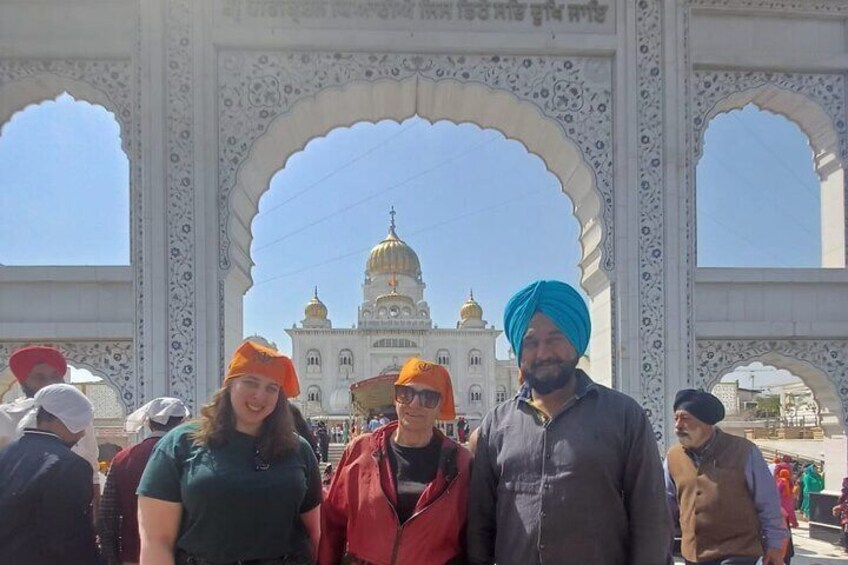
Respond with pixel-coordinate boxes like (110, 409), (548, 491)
(304, 287), (328, 319)
(460, 289), (483, 321)
(366, 209), (421, 278)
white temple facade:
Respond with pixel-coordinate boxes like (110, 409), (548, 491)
(286, 211), (516, 427)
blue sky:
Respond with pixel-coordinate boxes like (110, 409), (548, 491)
(0, 94), (822, 365)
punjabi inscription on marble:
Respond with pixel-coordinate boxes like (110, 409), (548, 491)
(217, 0), (613, 32)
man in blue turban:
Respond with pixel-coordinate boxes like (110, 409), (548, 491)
(467, 280), (672, 565)
(503, 279), (591, 396)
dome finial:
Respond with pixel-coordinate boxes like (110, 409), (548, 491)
(313, 286), (319, 299)
(460, 290), (484, 326)
(389, 206), (397, 234)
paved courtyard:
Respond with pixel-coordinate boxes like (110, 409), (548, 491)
(673, 521), (847, 564)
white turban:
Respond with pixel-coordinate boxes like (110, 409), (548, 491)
(34, 384), (94, 434)
(125, 397), (190, 433)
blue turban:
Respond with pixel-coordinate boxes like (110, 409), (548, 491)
(504, 280), (591, 363)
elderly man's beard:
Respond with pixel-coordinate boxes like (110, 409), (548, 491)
(523, 358), (579, 396)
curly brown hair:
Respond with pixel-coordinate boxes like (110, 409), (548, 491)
(191, 384), (299, 461)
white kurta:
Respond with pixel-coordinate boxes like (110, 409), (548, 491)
(0, 396), (99, 484)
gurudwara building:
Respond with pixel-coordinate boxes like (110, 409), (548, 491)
(285, 212), (519, 429)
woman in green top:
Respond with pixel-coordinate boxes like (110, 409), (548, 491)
(801, 463), (825, 518)
(138, 341), (322, 564)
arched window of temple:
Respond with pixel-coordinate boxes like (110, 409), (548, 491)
(306, 349), (322, 373)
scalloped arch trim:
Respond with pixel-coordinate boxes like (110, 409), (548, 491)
(698, 83), (841, 179)
(0, 74), (128, 154)
(227, 77), (604, 291)
(696, 343), (847, 436)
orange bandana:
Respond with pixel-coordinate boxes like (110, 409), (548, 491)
(395, 357), (456, 420)
(225, 341), (300, 398)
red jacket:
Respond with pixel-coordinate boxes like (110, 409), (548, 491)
(318, 422), (471, 565)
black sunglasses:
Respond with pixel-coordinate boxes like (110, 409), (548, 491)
(394, 385), (442, 409)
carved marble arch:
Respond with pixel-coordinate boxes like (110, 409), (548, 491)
(0, 74), (130, 156)
(0, 341), (137, 413)
(690, 72), (848, 267)
(693, 80), (844, 179)
(695, 340), (848, 436)
(223, 74), (609, 294)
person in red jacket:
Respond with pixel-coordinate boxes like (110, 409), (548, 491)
(319, 357), (471, 565)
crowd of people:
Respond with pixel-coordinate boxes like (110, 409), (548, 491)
(0, 278), (846, 565)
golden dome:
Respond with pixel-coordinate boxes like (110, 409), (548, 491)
(304, 287), (328, 319)
(460, 289), (483, 321)
(366, 209), (421, 278)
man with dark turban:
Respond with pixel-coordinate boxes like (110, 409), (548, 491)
(467, 280), (672, 565)
(665, 389), (787, 565)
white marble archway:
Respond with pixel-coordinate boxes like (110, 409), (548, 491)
(0, 341), (136, 411)
(690, 71), (848, 268)
(218, 56), (617, 392)
(695, 339), (848, 436)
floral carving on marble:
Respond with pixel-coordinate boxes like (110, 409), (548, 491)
(0, 341), (137, 412)
(635, 0), (666, 442)
(696, 339), (848, 427)
(166, 0), (197, 409)
(217, 51), (615, 277)
(688, 0), (848, 15)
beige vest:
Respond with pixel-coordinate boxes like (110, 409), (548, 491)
(667, 430), (763, 562)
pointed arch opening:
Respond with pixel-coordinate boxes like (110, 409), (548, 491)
(223, 78), (614, 386)
(695, 84), (845, 269)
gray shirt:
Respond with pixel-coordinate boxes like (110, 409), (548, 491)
(467, 371), (672, 565)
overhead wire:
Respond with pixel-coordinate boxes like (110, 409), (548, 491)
(252, 132), (502, 254)
(251, 182), (555, 287)
(697, 209), (791, 267)
(257, 118), (422, 219)
(700, 151), (819, 244)
(730, 112), (820, 198)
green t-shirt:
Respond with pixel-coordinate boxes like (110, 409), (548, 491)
(137, 422), (321, 563)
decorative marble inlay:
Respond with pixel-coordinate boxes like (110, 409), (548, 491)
(689, 0), (848, 15)
(0, 341), (136, 412)
(692, 70), (848, 165)
(166, 0), (197, 409)
(696, 339), (848, 426)
(217, 51), (615, 276)
(635, 0), (666, 442)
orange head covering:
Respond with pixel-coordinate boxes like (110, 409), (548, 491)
(778, 468), (791, 480)
(394, 357), (456, 420)
(9, 345), (68, 383)
(224, 341), (300, 398)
